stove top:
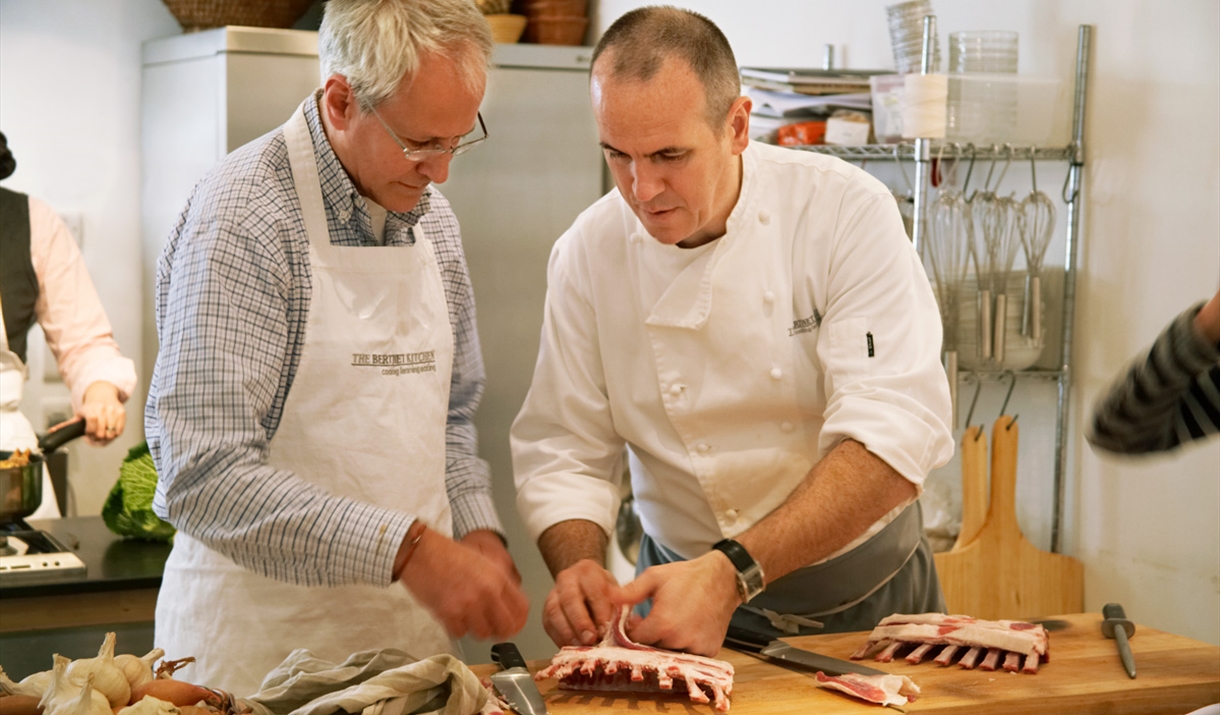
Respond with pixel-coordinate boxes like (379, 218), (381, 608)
(0, 524), (87, 584)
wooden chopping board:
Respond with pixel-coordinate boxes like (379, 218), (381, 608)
(469, 614), (1220, 714)
(933, 415), (1084, 619)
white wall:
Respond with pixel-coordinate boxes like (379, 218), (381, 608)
(0, 0), (180, 514)
(1, 0), (1215, 647)
(595, 0), (1220, 646)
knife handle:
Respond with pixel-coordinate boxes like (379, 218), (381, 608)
(723, 624), (771, 652)
(1101, 603), (1135, 639)
(491, 642), (529, 670)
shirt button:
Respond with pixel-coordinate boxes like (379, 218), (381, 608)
(759, 211), (771, 225)
(781, 421), (794, 432)
(670, 384), (683, 396)
(725, 508), (739, 521)
(764, 290), (776, 303)
(770, 368), (783, 380)
(339, 209), (352, 222)
(697, 443), (711, 454)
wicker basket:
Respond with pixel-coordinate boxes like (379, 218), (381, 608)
(524, 15), (587, 45)
(486, 14), (527, 44)
(161, 0), (316, 32)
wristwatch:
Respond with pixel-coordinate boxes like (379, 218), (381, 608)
(712, 538), (765, 603)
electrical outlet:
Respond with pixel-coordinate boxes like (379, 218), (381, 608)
(57, 211), (83, 248)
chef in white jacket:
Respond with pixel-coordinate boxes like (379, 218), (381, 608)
(512, 6), (954, 658)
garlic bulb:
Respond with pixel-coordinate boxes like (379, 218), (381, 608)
(114, 648), (165, 690)
(64, 632), (131, 708)
(0, 664), (51, 697)
(39, 656), (109, 715)
(117, 695), (181, 715)
(46, 674), (111, 715)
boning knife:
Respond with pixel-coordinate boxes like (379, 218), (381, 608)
(1101, 602), (1137, 679)
(724, 624), (891, 678)
(490, 642), (549, 715)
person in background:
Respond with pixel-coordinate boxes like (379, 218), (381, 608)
(0, 131), (136, 518)
(511, 6), (954, 658)
(1088, 289), (1220, 453)
(145, 0), (527, 693)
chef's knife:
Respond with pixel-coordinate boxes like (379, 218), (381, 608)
(490, 642), (549, 715)
(724, 624), (890, 678)
(1101, 602), (1137, 679)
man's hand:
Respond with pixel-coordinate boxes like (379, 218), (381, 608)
(1195, 289), (1220, 345)
(399, 527), (529, 640)
(543, 559), (621, 648)
(78, 381), (125, 445)
(615, 551), (740, 656)
(462, 529), (521, 584)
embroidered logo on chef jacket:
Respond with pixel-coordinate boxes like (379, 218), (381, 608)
(350, 350), (436, 376)
(788, 309), (823, 337)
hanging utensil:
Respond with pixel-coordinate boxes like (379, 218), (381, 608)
(979, 145), (1019, 365)
(969, 145), (1005, 364)
(1019, 152), (1056, 343)
(927, 144), (971, 426)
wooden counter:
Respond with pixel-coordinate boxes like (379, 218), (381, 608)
(471, 614), (1220, 714)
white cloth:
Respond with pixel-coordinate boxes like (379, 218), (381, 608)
(0, 293), (60, 518)
(155, 101), (457, 696)
(512, 140), (954, 560)
(243, 650), (495, 715)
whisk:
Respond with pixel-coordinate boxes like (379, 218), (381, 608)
(968, 146), (1011, 364)
(982, 193), (1023, 366)
(1020, 155), (1056, 343)
(927, 148), (972, 425)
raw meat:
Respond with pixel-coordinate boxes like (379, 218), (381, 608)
(534, 606), (735, 711)
(851, 613), (1050, 674)
(814, 671), (921, 708)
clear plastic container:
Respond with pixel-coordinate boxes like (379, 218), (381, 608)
(945, 74), (1065, 146)
(870, 74), (906, 143)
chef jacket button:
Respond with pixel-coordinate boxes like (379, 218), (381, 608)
(631, 232), (644, 243)
(725, 508), (739, 521)
(781, 421), (795, 432)
(697, 443), (711, 454)
(759, 210), (771, 225)
(770, 368), (783, 380)
(669, 384), (683, 396)
(764, 290), (776, 303)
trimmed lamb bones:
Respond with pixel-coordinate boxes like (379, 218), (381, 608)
(534, 605), (735, 711)
(814, 671), (921, 708)
(851, 613), (1050, 674)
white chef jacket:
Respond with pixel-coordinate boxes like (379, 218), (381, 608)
(512, 140), (953, 562)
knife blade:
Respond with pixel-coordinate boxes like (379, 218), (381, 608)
(1101, 602), (1137, 679)
(490, 642), (549, 715)
(724, 624), (890, 678)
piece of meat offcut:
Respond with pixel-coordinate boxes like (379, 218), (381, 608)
(851, 613), (1050, 674)
(534, 606), (735, 711)
(814, 671), (921, 708)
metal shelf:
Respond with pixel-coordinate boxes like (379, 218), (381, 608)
(791, 143), (1075, 162)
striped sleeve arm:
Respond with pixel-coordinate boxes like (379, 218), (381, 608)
(1088, 303), (1220, 454)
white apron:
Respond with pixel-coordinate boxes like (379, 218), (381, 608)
(155, 100), (457, 696)
(0, 294), (61, 519)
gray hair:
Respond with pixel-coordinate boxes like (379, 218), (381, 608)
(592, 6), (741, 128)
(319, 0), (494, 112)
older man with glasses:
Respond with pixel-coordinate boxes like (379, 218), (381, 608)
(145, 0), (527, 693)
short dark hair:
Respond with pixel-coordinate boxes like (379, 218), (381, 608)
(592, 6), (740, 128)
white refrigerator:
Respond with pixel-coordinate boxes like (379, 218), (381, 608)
(141, 28), (606, 660)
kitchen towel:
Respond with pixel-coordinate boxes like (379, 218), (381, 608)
(242, 649), (501, 715)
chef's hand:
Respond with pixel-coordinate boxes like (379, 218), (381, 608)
(399, 526), (530, 640)
(78, 381), (126, 446)
(461, 528), (522, 584)
(543, 559), (621, 648)
(615, 552), (740, 656)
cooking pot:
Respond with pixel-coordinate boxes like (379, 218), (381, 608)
(0, 419), (87, 525)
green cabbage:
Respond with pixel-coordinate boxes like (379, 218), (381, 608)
(102, 441), (176, 542)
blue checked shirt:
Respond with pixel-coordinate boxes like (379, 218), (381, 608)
(146, 95), (501, 587)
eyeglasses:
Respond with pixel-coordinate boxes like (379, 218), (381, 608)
(372, 108), (487, 163)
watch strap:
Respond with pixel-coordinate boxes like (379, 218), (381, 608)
(712, 538), (765, 603)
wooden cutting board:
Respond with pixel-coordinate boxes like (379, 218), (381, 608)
(933, 415), (1084, 619)
(950, 424), (988, 550)
(470, 614), (1220, 714)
